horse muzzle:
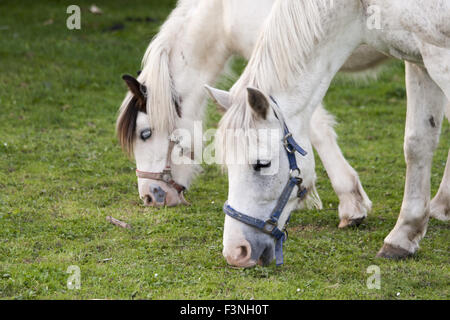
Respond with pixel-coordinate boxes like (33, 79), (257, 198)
(223, 236), (275, 268)
(139, 179), (189, 207)
(222, 219), (276, 268)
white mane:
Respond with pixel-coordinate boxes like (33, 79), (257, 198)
(217, 0), (329, 163)
(239, 0), (329, 92)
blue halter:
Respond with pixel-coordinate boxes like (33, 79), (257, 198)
(223, 96), (308, 266)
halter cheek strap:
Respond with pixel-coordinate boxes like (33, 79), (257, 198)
(223, 96), (308, 266)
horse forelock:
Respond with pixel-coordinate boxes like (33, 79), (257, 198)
(216, 93), (257, 167)
(116, 93), (142, 156)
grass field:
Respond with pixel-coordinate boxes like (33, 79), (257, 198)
(0, 0), (448, 300)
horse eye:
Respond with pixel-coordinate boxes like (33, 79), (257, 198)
(253, 160), (271, 171)
(140, 129), (152, 141)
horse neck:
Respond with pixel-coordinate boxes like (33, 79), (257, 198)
(167, 2), (232, 126)
(170, 46), (230, 125)
(155, 1), (233, 188)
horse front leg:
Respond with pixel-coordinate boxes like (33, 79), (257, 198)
(377, 62), (446, 259)
(309, 103), (372, 228)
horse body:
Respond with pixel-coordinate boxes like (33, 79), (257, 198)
(209, 0), (449, 266)
(118, 0), (385, 224)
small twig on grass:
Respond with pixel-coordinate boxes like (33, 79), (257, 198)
(106, 216), (132, 229)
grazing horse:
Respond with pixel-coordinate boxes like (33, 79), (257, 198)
(207, 0), (450, 267)
(116, 0), (387, 228)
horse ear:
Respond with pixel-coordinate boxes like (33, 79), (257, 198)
(247, 87), (269, 120)
(122, 74), (146, 110)
(204, 85), (231, 111)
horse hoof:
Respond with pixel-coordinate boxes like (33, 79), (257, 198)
(376, 243), (414, 260)
(338, 217), (365, 228)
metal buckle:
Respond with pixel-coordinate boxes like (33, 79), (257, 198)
(161, 169), (172, 183)
(283, 133), (295, 154)
(289, 168), (301, 179)
(263, 219), (278, 234)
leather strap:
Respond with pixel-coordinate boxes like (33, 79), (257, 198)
(136, 169), (185, 194)
(135, 140), (186, 194)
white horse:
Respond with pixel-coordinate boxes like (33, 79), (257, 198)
(208, 0), (450, 267)
(117, 0), (388, 227)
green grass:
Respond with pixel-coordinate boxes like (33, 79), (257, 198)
(0, 0), (449, 300)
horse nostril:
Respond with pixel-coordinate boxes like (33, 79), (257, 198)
(143, 195), (153, 206)
(237, 245), (249, 261)
(224, 242), (253, 267)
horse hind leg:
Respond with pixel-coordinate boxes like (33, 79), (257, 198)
(377, 62), (446, 259)
(420, 44), (450, 222)
(431, 150), (450, 221)
(430, 102), (449, 222)
(309, 103), (372, 228)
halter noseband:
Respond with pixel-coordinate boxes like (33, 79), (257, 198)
(136, 139), (187, 195)
(223, 96), (308, 266)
